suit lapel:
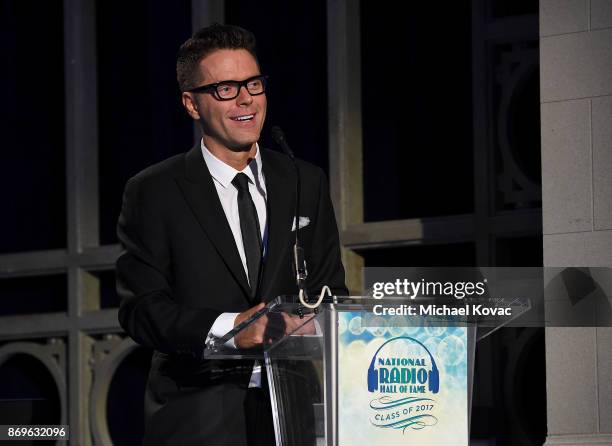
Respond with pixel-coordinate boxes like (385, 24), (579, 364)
(260, 149), (295, 300)
(176, 145), (252, 299)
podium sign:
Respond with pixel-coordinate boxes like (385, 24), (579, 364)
(337, 312), (469, 445)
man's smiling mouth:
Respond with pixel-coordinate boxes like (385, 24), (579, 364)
(230, 114), (254, 122)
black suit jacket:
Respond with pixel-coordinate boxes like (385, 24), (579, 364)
(116, 145), (347, 445)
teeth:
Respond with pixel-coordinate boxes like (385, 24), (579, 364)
(233, 115), (254, 121)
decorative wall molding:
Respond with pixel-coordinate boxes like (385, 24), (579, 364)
(545, 434), (612, 445)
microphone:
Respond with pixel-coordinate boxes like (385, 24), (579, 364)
(271, 126), (295, 159)
(271, 126), (308, 300)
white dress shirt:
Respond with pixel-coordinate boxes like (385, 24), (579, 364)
(201, 141), (267, 387)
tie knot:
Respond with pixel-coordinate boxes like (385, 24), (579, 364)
(232, 172), (251, 191)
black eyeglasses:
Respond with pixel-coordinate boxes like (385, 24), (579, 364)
(188, 75), (268, 101)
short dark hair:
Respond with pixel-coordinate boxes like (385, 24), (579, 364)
(176, 23), (258, 92)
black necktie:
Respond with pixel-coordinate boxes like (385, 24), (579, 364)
(232, 173), (262, 298)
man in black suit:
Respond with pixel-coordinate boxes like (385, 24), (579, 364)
(116, 24), (347, 445)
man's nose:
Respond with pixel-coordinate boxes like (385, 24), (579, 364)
(236, 85), (253, 105)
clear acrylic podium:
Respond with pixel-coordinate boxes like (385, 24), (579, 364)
(204, 295), (530, 446)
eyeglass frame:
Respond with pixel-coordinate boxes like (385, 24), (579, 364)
(187, 75), (269, 101)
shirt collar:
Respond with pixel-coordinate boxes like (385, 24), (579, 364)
(201, 140), (264, 189)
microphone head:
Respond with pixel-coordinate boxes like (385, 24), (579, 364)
(271, 125), (295, 159)
(271, 125), (285, 145)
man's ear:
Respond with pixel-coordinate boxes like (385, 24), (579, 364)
(182, 92), (201, 120)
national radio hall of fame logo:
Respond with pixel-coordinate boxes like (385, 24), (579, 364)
(338, 312), (468, 443)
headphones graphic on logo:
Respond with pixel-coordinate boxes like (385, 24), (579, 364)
(367, 336), (439, 394)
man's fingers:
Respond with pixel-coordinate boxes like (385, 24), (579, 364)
(282, 313), (317, 335)
(247, 302), (266, 316)
(234, 302), (266, 327)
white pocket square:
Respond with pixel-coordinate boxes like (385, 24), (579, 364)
(291, 216), (310, 231)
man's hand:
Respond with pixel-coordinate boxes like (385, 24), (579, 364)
(233, 304), (318, 349)
(283, 313), (317, 335)
(233, 303), (267, 349)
